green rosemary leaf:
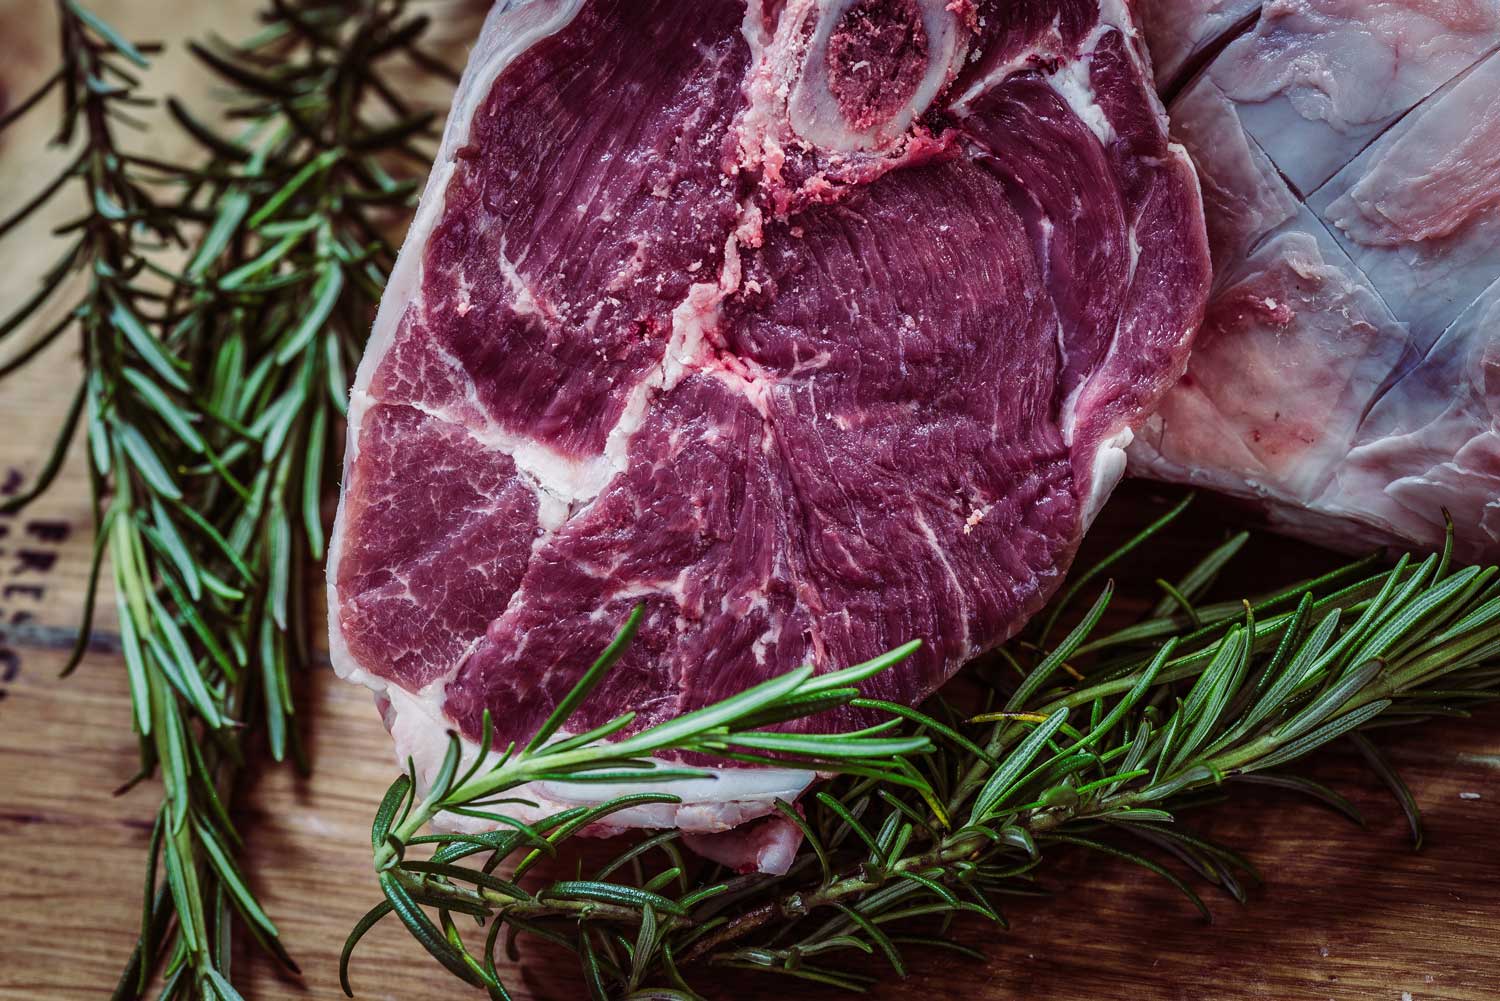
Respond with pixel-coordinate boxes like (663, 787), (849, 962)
(1410, 588), (1500, 657)
(398, 861), (529, 901)
(1366, 566), (1490, 666)
(1238, 608), (1342, 735)
(1041, 492), (1193, 641)
(580, 930), (611, 1001)
(0, 307), (76, 378)
(1324, 556), (1413, 668)
(1105, 808), (1175, 823)
(267, 504), (292, 629)
(117, 422), (183, 498)
(627, 903), (661, 992)
(276, 262), (344, 363)
(718, 730), (931, 758)
(111, 295), (190, 392)
(643, 868), (683, 894)
(153, 680), (191, 833)
(1232, 774), (1365, 827)
(168, 499), (256, 583)
(1013, 585), (1113, 710)
(799, 640), (923, 695)
(543, 882), (688, 918)
(1136, 763), (1217, 803)
(735, 689), (862, 730)
(1350, 733), (1424, 849)
(187, 189), (253, 279)
(1048, 833), (1211, 920)
(145, 613), (220, 727)
(249, 148), (342, 229)
(302, 402), (328, 558)
(851, 698), (997, 764)
(895, 868), (959, 907)
(528, 714), (638, 756)
(970, 707), (1069, 822)
(1269, 660), (1384, 744)
(1251, 700), (1393, 772)
(259, 617), (287, 762)
(115, 590), (152, 736)
(122, 366), (205, 452)
(527, 607), (644, 753)
(1154, 531), (1250, 619)
(372, 775), (413, 852)
(815, 792), (883, 858)
(871, 809), (905, 866)
(611, 669), (816, 758)
(771, 799), (829, 883)
(0, 379), (85, 514)
(203, 968), (247, 1001)
(380, 872), (488, 989)
(161, 825), (200, 954)
(1073, 639), (1174, 750)
(1153, 578), (1200, 625)
(510, 795), (682, 881)
(423, 822), (553, 864)
(259, 375), (310, 461)
(834, 906), (900, 972)
(1246, 592), (1313, 704)
(326, 328), (350, 413)
(1163, 632), (1239, 773)
(195, 817), (278, 936)
(66, 0), (150, 66)
(146, 497), (202, 599)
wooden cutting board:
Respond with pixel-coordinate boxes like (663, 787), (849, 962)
(1, 4), (1497, 999)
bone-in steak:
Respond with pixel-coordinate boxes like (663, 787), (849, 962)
(327, 0), (1209, 854)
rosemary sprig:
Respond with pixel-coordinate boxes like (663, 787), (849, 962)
(346, 509), (1500, 998)
(0, 3), (452, 998)
(344, 609), (934, 998)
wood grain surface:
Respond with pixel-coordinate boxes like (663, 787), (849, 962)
(1, 4), (1497, 1000)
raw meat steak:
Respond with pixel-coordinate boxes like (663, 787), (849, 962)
(328, 0), (1209, 856)
(1132, 3), (1500, 561)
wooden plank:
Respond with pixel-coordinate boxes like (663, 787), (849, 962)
(1, 3), (1497, 1000)
(3, 623), (1497, 1001)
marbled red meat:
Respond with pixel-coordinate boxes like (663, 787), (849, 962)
(328, 0), (1208, 863)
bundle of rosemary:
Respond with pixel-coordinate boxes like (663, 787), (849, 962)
(342, 501), (1500, 998)
(2, 4), (1498, 1001)
(0, 1), (457, 997)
